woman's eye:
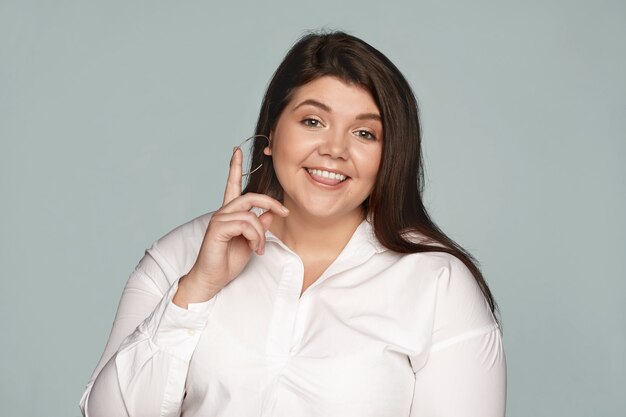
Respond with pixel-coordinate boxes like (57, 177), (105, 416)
(302, 118), (322, 128)
(355, 130), (376, 140)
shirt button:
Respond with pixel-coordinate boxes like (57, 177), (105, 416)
(187, 328), (197, 336)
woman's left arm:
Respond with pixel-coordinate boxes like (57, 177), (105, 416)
(409, 325), (506, 417)
(409, 255), (507, 417)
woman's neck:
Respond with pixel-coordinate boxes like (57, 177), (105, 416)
(269, 206), (365, 261)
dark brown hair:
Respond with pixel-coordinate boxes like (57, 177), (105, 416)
(243, 30), (499, 320)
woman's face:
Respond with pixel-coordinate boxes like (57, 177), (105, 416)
(266, 76), (383, 222)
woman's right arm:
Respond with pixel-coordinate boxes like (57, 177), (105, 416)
(80, 147), (289, 416)
(80, 249), (217, 417)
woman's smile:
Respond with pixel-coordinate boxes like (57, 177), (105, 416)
(305, 167), (349, 186)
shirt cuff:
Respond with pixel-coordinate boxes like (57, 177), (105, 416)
(134, 278), (217, 362)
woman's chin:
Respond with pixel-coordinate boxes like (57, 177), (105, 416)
(289, 200), (364, 223)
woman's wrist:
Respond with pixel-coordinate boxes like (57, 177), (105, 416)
(172, 269), (222, 309)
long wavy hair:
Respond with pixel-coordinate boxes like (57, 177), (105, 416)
(242, 31), (499, 320)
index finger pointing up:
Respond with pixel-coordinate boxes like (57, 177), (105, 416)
(223, 146), (242, 205)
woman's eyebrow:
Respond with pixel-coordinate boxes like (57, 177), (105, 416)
(292, 99), (381, 121)
(356, 113), (381, 121)
(292, 99), (331, 112)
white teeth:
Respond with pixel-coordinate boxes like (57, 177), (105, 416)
(307, 168), (347, 182)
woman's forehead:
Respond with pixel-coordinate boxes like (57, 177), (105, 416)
(286, 76), (380, 116)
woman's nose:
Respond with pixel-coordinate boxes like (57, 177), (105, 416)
(318, 129), (349, 160)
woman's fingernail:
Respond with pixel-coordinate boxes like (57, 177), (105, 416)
(281, 206), (289, 213)
(233, 146), (238, 154)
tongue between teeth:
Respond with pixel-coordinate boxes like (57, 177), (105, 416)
(309, 170), (344, 185)
(308, 169), (345, 182)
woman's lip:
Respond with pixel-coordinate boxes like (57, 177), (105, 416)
(305, 168), (350, 187)
(305, 166), (350, 179)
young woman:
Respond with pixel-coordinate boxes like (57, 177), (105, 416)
(80, 31), (506, 417)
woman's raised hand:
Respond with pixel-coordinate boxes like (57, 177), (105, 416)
(173, 147), (289, 308)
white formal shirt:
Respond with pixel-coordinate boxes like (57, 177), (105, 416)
(80, 211), (506, 417)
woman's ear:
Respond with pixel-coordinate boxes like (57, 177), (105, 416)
(263, 134), (272, 156)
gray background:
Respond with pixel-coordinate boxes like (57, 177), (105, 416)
(1, 1), (624, 416)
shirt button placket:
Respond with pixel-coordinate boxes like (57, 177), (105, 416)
(262, 259), (304, 416)
(265, 258), (304, 360)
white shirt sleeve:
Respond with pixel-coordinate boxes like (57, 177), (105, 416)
(409, 256), (507, 417)
(79, 250), (216, 417)
(409, 325), (506, 417)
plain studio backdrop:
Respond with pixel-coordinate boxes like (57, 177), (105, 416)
(1, 1), (624, 416)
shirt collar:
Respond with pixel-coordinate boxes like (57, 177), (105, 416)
(360, 216), (387, 254)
